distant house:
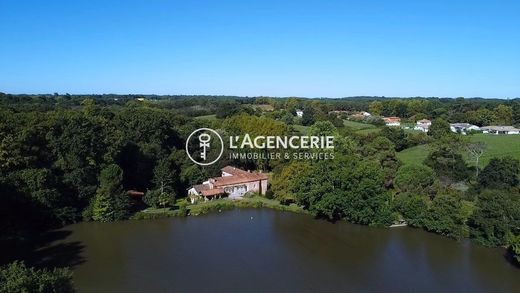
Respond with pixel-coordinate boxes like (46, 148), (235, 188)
(414, 119), (431, 132)
(295, 109), (304, 118)
(127, 190), (145, 198)
(350, 111), (372, 120)
(450, 123), (480, 135)
(328, 110), (349, 116)
(383, 117), (401, 127)
(481, 126), (520, 135)
(188, 166), (268, 204)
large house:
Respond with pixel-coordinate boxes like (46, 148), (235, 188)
(450, 123), (480, 135)
(383, 117), (401, 127)
(481, 126), (520, 135)
(295, 109), (304, 117)
(414, 119), (431, 132)
(188, 166), (268, 203)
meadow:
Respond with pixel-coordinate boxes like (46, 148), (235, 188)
(397, 133), (520, 167)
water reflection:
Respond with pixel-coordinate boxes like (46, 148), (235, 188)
(58, 209), (519, 292)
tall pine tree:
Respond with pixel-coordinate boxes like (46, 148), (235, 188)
(92, 164), (129, 222)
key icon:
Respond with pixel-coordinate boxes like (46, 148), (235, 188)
(199, 133), (211, 160)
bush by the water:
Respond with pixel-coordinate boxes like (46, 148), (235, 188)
(0, 261), (74, 293)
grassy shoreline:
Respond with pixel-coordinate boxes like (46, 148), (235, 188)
(130, 196), (305, 220)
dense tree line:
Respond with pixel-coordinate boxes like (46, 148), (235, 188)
(0, 99), (225, 239)
(2, 94), (519, 282)
(271, 113), (520, 264)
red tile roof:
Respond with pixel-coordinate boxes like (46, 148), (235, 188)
(127, 190), (145, 197)
(221, 166), (249, 176)
(383, 117), (401, 123)
(212, 166), (267, 187)
(201, 188), (225, 197)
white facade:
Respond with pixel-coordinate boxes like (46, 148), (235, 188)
(295, 109), (304, 117)
(414, 125), (429, 132)
(414, 119), (431, 132)
(481, 126), (520, 135)
(450, 123), (480, 135)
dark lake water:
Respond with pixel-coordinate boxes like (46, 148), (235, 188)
(56, 209), (519, 292)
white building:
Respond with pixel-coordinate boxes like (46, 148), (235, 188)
(481, 126), (520, 135)
(295, 109), (304, 118)
(360, 111), (372, 117)
(450, 123), (480, 135)
(414, 119), (431, 132)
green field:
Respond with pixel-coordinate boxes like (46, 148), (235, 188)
(470, 134), (520, 166)
(293, 125), (309, 134)
(343, 120), (377, 130)
(356, 128), (381, 135)
(194, 114), (217, 120)
(396, 144), (430, 165)
(397, 134), (520, 167)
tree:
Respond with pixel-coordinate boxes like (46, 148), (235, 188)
(467, 108), (496, 126)
(494, 104), (513, 125)
(143, 189), (161, 208)
(308, 121), (338, 137)
(281, 112), (294, 125)
(142, 158), (177, 208)
(469, 189), (520, 246)
(92, 164), (129, 222)
(380, 126), (407, 151)
(466, 142), (486, 178)
(215, 100), (242, 118)
(271, 161), (312, 203)
(368, 101), (383, 116)
(0, 261), (74, 293)
(478, 157), (520, 189)
(424, 135), (470, 181)
(394, 165), (435, 193)
(364, 137), (400, 178)
(428, 118), (451, 139)
(394, 193), (429, 227)
(424, 194), (466, 239)
(509, 234), (520, 264)
(301, 107), (316, 126)
(291, 155), (393, 225)
(153, 158), (176, 196)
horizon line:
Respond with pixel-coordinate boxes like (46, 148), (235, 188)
(1, 91), (518, 100)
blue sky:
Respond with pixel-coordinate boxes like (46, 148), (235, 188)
(1, 0), (519, 98)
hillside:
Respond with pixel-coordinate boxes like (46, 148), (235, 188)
(397, 134), (520, 167)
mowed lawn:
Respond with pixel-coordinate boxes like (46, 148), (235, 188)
(343, 120), (377, 130)
(397, 134), (520, 167)
(396, 144), (430, 166)
(471, 134), (520, 166)
(194, 114), (217, 120)
(293, 125), (309, 134)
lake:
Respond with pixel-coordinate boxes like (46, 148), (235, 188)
(58, 209), (519, 292)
